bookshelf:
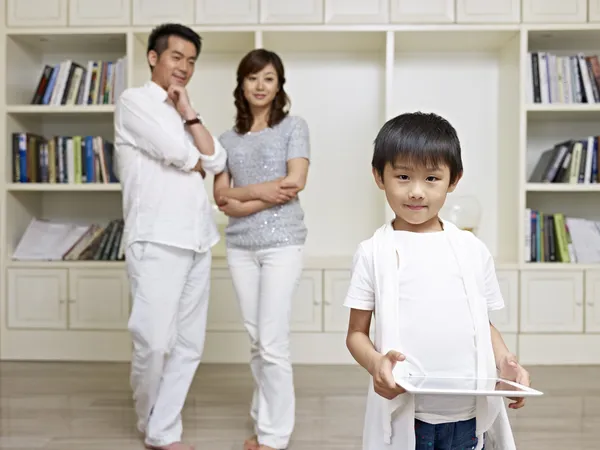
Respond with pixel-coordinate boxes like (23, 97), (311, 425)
(1, 0), (600, 366)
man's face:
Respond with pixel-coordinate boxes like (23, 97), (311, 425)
(148, 36), (197, 89)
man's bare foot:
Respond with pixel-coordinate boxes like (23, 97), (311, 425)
(145, 442), (194, 450)
(243, 435), (259, 450)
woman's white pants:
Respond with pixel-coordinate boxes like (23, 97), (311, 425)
(226, 245), (304, 450)
(126, 241), (211, 448)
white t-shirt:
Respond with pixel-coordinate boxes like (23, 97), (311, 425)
(344, 228), (504, 425)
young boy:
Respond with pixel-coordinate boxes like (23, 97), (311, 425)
(344, 112), (530, 450)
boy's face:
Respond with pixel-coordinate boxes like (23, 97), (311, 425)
(373, 159), (461, 232)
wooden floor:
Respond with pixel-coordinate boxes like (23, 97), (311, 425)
(0, 362), (598, 449)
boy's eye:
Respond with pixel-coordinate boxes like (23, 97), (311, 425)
(426, 176), (438, 182)
(397, 175), (409, 180)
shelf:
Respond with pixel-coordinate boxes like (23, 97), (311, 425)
(526, 104), (600, 121)
(6, 183), (121, 192)
(526, 183), (600, 192)
(6, 105), (115, 115)
(394, 28), (519, 52)
(521, 262), (600, 270)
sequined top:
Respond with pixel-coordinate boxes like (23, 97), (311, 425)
(218, 115), (310, 250)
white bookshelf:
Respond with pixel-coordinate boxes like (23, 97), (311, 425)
(1, 0), (600, 366)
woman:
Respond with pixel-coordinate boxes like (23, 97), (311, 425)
(213, 49), (310, 450)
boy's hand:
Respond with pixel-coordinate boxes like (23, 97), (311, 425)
(370, 350), (406, 400)
(498, 353), (530, 409)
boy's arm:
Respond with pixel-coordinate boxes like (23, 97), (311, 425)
(490, 321), (530, 409)
(344, 244), (406, 400)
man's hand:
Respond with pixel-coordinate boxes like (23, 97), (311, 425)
(192, 159), (206, 178)
(167, 85), (196, 120)
(369, 350), (407, 400)
(254, 178), (296, 204)
(218, 197), (247, 217)
(498, 353), (530, 409)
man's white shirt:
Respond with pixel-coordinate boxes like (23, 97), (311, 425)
(114, 81), (227, 253)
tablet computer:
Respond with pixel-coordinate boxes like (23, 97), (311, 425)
(394, 375), (543, 397)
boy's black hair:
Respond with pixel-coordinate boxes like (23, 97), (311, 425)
(372, 112), (463, 184)
(147, 23), (202, 59)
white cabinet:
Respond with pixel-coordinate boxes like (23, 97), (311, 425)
(132, 0), (195, 25)
(7, 0), (67, 27)
(7, 268), (130, 331)
(520, 270), (584, 333)
(522, 0), (587, 23)
(290, 270), (323, 331)
(323, 270), (351, 332)
(456, 0), (520, 23)
(490, 270), (519, 333)
(68, 269), (130, 330)
(69, 0), (131, 25)
(589, 0), (600, 22)
(7, 269), (67, 329)
(390, 0), (454, 23)
(260, 0), (323, 24)
(324, 0), (388, 24)
(585, 270), (600, 333)
(195, 0), (258, 24)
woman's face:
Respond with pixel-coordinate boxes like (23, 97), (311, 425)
(243, 63), (279, 109)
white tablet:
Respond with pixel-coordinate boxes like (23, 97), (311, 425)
(394, 375), (543, 397)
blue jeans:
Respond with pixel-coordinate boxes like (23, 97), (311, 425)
(415, 418), (482, 450)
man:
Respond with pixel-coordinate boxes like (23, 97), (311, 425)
(114, 23), (227, 450)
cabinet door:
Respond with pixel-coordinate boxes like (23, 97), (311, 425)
(69, 0), (131, 26)
(325, 0), (388, 24)
(590, 0), (600, 22)
(522, 0), (587, 23)
(7, 0), (67, 27)
(260, 0), (323, 23)
(585, 270), (600, 333)
(7, 268), (67, 329)
(520, 270), (584, 333)
(68, 269), (130, 330)
(133, 0), (195, 25)
(323, 270), (351, 332)
(489, 270), (519, 333)
(390, 0), (454, 23)
(206, 268), (244, 331)
(196, 0), (258, 23)
(456, 0), (520, 23)
(290, 270), (323, 331)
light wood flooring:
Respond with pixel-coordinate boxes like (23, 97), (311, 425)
(0, 362), (598, 449)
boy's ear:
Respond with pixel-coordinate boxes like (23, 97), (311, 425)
(447, 171), (463, 193)
(372, 167), (385, 190)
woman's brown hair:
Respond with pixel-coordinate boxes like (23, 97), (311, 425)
(233, 49), (290, 134)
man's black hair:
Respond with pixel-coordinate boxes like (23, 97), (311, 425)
(372, 112), (463, 184)
(147, 23), (202, 59)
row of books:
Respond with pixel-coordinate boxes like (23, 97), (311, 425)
(526, 52), (600, 104)
(529, 137), (599, 184)
(12, 132), (118, 184)
(525, 209), (600, 263)
(30, 57), (127, 106)
(13, 218), (125, 262)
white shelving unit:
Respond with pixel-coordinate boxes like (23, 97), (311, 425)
(1, 0), (600, 365)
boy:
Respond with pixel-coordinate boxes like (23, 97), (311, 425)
(344, 112), (529, 450)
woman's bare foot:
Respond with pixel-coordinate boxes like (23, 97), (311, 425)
(243, 435), (259, 450)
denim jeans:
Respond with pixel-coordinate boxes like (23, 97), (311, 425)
(415, 418), (482, 450)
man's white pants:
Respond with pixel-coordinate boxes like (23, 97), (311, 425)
(126, 241), (211, 447)
(226, 245), (304, 450)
